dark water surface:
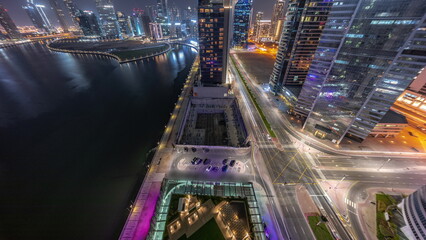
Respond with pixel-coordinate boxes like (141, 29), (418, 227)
(0, 43), (196, 240)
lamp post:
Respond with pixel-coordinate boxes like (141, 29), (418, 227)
(377, 158), (391, 171)
(334, 175), (347, 189)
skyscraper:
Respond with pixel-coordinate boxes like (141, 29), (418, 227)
(269, 0), (333, 94)
(252, 11), (263, 42)
(232, 0), (252, 48)
(117, 11), (133, 37)
(130, 8), (144, 36)
(270, 0), (286, 42)
(257, 20), (272, 41)
(76, 10), (102, 36)
(183, 6), (196, 21)
(48, 0), (68, 32)
(156, 0), (168, 18)
(63, 0), (79, 26)
(295, 0), (426, 144)
(400, 185), (426, 240)
(23, 0), (53, 33)
(0, 4), (21, 39)
(145, 5), (157, 22)
(198, 0), (235, 85)
(95, 0), (120, 37)
(141, 15), (152, 38)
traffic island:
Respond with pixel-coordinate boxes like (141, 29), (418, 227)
(230, 55), (276, 138)
(307, 215), (334, 240)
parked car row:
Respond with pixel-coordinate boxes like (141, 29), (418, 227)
(222, 159), (236, 167)
(190, 157), (238, 173)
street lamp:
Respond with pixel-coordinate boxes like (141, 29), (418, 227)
(377, 158), (391, 171)
(334, 175), (347, 189)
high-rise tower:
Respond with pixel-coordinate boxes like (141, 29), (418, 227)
(198, 0), (235, 85)
(252, 11), (263, 42)
(269, 0), (333, 94)
(117, 11), (133, 36)
(48, 0), (68, 32)
(296, 0), (426, 143)
(76, 10), (102, 36)
(63, 0), (79, 26)
(23, 0), (54, 33)
(232, 0), (252, 48)
(0, 4), (21, 39)
(95, 0), (119, 37)
(156, 0), (168, 18)
(270, 0), (286, 42)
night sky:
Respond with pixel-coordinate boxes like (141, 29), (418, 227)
(1, 0), (274, 27)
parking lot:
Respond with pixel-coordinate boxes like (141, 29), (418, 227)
(168, 150), (254, 182)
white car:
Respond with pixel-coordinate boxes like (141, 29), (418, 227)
(205, 165), (213, 172)
(266, 134), (272, 140)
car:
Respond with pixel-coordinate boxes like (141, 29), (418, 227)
(229, 160), (236, 167)
(191, 157), (197, 165)
(222, 159), (228, 165)
(222, 165), (229, 172)
(203, 158), (211, 165)
(184, 147), (188, 152)
(266, 134), (272, 140)
(205, 165), (213, 172)
(191, 147), (197, 152)
(196, 158), (203, 165)
(212, 167), (219, 172)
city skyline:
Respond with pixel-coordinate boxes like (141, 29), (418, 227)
(1, 0), (278, 27)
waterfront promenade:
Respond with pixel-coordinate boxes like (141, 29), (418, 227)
(46, 39), (172, 64)
(118, 56), (199, 240)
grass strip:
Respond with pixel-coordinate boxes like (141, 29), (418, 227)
(308, 216), (334, 240)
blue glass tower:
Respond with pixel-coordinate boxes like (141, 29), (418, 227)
(296, 0), (426, 143)
(232, 0), (252, 48)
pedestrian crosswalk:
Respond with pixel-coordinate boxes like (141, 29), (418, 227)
(345, 198), (357, 209)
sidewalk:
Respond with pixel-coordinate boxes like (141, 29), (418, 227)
(119, 57), (199, 240)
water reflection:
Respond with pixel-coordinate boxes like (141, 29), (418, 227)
(0, 43), (196, 240)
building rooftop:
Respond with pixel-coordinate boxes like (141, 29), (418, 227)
(379, 110), (408, 124)
(176, 97), (249, 147)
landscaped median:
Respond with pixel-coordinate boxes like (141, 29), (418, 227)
(230, 55), (276, 138)
(307, 215), (334, 240)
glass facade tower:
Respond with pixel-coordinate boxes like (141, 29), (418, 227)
(198, 0), (235, 85)
(76, 10), (102, 36)
(95, 0), (120, 37)
(269, 0), (333, 94)
(296, 0), (426, 143)
(252, 11), (263, 42)
(63, 0), (79, 27)
(0, 4), (21, 39)
(48, 0), (68, 32)
(270, 0), (286, 42)
(23, 1), (54, 33)
(232, 0), (252, 48)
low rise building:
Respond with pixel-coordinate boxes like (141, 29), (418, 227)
(368, 110), (408, 138)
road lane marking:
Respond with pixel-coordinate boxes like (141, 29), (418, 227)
(272, 151), (300, 183)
